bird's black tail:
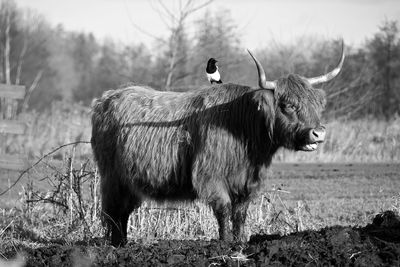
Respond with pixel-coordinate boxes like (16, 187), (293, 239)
(215, 80), (223, 84)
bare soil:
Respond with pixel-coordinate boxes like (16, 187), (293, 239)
(2, 210), (398, 266)
(2, 163), (400, 266)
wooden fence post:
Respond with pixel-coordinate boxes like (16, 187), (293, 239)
(0, 84), (27, 171)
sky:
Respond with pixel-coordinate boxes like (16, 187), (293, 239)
(13, 0), (400, 49)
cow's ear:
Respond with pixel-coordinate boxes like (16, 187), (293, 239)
(253, 90), (276, 119)
(258, 90), (275, 111)
(255, 90), (276, 139)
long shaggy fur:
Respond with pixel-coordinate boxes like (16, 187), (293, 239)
(92, 83), (274, 197)
(91, 78), (325, 246)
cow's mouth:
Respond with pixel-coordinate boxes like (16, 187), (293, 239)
(300, 143), (318, 151)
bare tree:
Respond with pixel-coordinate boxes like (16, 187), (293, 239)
(3, 6), (10, 85)
(155, 0), (213, 89)
(0, 1), (45, 112)
(1, 1), (13, 120)
(367, 20), (400, 118)
(126, 0), (213, 90)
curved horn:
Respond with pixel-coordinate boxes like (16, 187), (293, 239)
(247, 49), (276, 90)
(307, 40), (346, 85)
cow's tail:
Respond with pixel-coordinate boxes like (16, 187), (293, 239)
(90, 91), (120, 232)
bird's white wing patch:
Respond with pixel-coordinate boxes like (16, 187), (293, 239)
(207, 71), (220, 82)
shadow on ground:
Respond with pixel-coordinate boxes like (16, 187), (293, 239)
(3, 211), (400, 266)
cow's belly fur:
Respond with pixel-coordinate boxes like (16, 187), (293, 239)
(116, 125), (259, 202)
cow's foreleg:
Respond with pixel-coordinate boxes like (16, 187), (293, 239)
(232, 201), (250, 242)
(211, 200), (232, 241)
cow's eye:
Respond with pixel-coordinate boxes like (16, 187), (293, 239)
(284, 104), (297, 113)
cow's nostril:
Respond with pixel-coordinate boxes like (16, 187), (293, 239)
(310, 127), (326, 143)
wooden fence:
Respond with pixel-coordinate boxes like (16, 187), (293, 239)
(0, 84), (27, 171)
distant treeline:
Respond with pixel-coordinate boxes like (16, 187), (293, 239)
(0, 0), (399, 119)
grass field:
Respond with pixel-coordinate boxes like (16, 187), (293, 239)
(1, 160), (399, 243)
(1, 161), (399, 266)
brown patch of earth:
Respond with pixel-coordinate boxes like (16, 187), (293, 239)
(3, 210), (400, 266)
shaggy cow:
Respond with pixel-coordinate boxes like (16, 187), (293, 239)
(91, 44), (345, 246)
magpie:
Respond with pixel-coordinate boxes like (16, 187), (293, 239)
(206, 58), (222, 84)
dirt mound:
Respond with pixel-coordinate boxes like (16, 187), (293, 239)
(4, 211), (400, 266)
(246, 210), (400, 266)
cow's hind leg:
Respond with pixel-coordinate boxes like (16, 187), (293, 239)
(106, 194), (141, 247)
(102, 178), (141, 247)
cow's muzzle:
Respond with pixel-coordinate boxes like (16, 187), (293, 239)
(300, 126), (326, 151)
(309, 126), (326, 143)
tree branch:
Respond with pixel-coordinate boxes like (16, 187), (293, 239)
(22, 70), (43, 112)
(3, 8), (11, 84)
(0, 141), (91, 197)
(123, 0), (167, 44)
(15, 37), (27, 85)
(185, 0), (213, 15)
(156, 0), (178, 23)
